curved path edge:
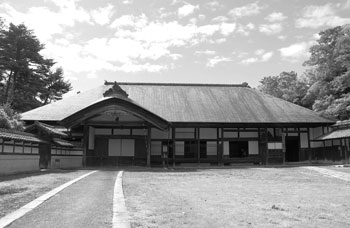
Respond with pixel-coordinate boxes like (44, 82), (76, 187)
(113, 170), (131, 228)
(0, 170), (97, 228)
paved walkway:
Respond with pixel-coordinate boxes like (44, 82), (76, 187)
(4, 170), (129, 228)
(304, 166), (350, 182)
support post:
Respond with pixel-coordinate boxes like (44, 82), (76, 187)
(172, 127), (176, 168)
(83, 123), (88, 167)
(345, 138), (349, 164)
(282, 131), (286, 165)
(307, 127), (311, 164)
(197, 128), (200, 165)
(265, 128), (269, 166)
(147, 127), (151, 167)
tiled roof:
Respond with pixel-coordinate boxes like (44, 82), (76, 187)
(0, 128), (47, 143)
(52, 138), (74, 147)
(25, 121), (68, 137)
(314, 128), (350, 141)
(21, 82), (334, 124)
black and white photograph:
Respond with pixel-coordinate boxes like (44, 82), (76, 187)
(0, 0), (350, 227)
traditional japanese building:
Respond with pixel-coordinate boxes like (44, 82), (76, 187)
(19, 81), (340, 167)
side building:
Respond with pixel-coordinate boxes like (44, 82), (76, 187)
(18, 81), (341, 167)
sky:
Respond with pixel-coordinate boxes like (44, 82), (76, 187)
(1, 0), (350, 95)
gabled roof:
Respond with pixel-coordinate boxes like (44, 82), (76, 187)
(21, 82), (334, 125)
(0, 128), (47, 144)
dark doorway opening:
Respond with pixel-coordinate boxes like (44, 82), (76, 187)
(286, 136), (299, 162)
(229, 141), (248, 158)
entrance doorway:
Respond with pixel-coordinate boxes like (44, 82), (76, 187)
(285, 136), (299, 162)
(229, 141), (248, 158)
(88, 138), (136, 166)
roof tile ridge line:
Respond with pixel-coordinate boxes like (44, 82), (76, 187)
(0, 128), (38, 137)
(105, 81), (249, 87)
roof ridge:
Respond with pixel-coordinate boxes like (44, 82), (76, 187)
(105, 81), (250, 87)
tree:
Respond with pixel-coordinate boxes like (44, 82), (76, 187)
(0, 21), (71, 112)
(0, 103), (24, 130)
(258, 71), (309, 106)
(303, 24), (350, 120)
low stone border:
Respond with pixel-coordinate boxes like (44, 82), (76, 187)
(112, 171), (130, 228)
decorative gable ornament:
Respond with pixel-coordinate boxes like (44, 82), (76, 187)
(103, 81), (129, 98)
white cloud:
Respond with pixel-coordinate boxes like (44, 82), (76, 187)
(91, 4), (114, 26)
(241, 50), (273, 64)
(206, 56), (232, 67)
(241, 57), (258, 64)
(178, 4), (199, 18)
(122, 0), (133, 4)
(261, 51), (273, 61)
(279, 42), (312, 62)
(254, 49), (265, 55)
(228, 2), (262, 18)
(220, 23), (236, 36)
(212, 16), (228, 23)
(265, 12), (287, 22)
(110, 14), (148, 29)
(236, 23), (255, 36)
(259, 23), (282, 35)
(195, 50), (216, 55)
(296, 4), (350, 28)
(0, 2), (91, 42)
(205, 1), (223, 11)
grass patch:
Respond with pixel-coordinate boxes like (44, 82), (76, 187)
(0, 169), (90, 218)
(124, 167), (350, 228)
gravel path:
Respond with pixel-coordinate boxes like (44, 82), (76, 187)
(6, 170), (119, 228)
(304, 166), (350, 182)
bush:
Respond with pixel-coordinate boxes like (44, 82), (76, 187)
(0, 104), (24, 131)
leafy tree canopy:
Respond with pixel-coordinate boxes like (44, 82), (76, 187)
(0, 20), (71, 112)
(258, 71), (309, 106)
(302, 24), (350, 120)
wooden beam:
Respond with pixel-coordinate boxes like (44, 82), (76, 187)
(147, 127), (151, 167)
(197, 128), (200, 165)
(83, 124), (88, 167)
(307, 127), (311, 164)
(172, 127), (176, 168)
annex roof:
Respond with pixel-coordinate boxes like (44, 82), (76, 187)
(21, 82), (334, 125)
(25, 121), (68, 137)
(314, 128), (350, 141)
(0, 128), (47, 144)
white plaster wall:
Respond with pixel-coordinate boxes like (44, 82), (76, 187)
(0, 154), (40, 175)
(175, 141), (184, 155)
(95, 128), (112, 135)
(223, 141), (229, 155)
(151, 128), (170, 139)
(248, 141), (259, 154)
(207, 141), (217, 155)
(151, 141), (161, 155)
(199, 128), (217, 139)
(51, 156), (83, 169)
(300, 133), (308, 148)
(240, 132), (258, 138)
(223, 132), (238, 138)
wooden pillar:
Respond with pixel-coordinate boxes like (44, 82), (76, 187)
(147, 127), (151, 167)
(307, 127), (311, 164)
(282, 131), (286, 165)
(83, 123), (88, 167)
(172, 127), (176, 168)
(197, 128), (200, 165)
(265, 128), (269, 166)
(345, 138), (349, 164)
